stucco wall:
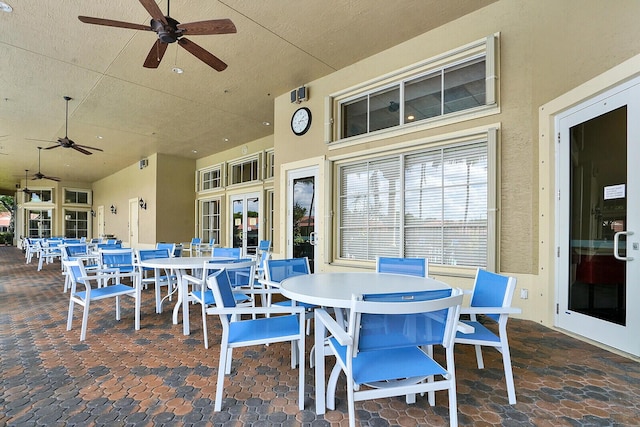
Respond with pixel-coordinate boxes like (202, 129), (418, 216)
(272, 0), (640, 277)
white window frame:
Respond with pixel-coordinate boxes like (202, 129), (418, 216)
(63, 187), (92, 205)
(198, 163), (224, 192)
(199, 197), (222, 244)
(334, 127), (498, 271)
(63, 208), (90, 239)
(326, 33), (499, 148)
(264, 149), (275, 180)
(227, 154), (261, 186)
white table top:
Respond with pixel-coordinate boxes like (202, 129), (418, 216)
(280, 271), (450, 309)
(139, 256), (233, 269)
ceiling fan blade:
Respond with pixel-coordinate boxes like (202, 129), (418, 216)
(144, 39), (169, 68)
(178, 38), (227, 71)
(45, 176), (61, 182)
(72, 146), (93, 156)
(44, 144), (61, 150)
(26, 138), (55, 143)
(78, 16), (151, 31)
(139, 0), (167, 25)
(177, 19), (237, 35)
(75, 144), (104, 152)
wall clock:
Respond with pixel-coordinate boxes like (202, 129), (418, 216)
(291, 107), (312, 136)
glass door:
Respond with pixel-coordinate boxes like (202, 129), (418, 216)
(288, 167), (318, 272)
(230, 193), (260, 256)
(557, 80), (640, 356)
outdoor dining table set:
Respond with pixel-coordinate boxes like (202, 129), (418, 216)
(60, 247), (520, 427)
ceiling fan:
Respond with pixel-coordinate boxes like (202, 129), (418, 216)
(78, 0), (236, 71)
(28, 96), (104, 155)
(21, 170), (32, 195)
(33, 147), (60, 182)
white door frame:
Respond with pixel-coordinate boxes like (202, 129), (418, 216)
(555, 77), (640, 356)
(228, 192), (261, 256)
(97, 205), (105, 238)
(282, 156), (326, 272)
(128, 198), (139, 248)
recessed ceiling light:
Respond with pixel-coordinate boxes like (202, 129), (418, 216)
(223, 138), (229, 142)
(262, 121), (271, 126)
(172, 67), (184, 74)
(407, 115), (415, 121)
(96, 135), (103, 139)
(192, 150), (198, 154)
(0, 2), (13, 13)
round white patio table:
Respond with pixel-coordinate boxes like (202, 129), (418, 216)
(280, 271), (453, 415)
(279, 271), (450, 308)
(139, 256), (233, 335)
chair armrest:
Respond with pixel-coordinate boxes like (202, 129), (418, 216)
(258, 279), (281, 289)
(206, 305), (305, 316)
(182, 274), (203, 285)
(315, 309), (352, 346)
(461, 306), (522, 315)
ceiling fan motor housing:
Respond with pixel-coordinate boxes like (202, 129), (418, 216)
(152, 17), (182, 43)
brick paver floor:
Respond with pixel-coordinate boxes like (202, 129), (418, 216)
(1, 246), (639, 426)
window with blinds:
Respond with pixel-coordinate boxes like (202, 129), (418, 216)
(200, 199), (221, 244)
(338, 141), (488, 268)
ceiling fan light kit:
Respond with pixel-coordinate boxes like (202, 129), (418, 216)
(78, 0), (236, 71)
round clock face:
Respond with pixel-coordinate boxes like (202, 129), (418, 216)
(291, 107), (312, 136)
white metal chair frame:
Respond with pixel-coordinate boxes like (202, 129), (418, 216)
(206, 269), (306, 412)
(64, 259), (142, 341)
(315, 288), (464, 427)
(454, 268), (521, 404)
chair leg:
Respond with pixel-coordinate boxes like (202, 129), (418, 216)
(80, 300), (90, 341)
(346, 375), (356, 427)
(500, 335), (517, 404)
(297, 337), (305, 410)
(215, 343), (229, 411)
(474, 344), (485, 369)
(202, 303), (209, 349)
(67, 299), (75, 331)
(326, 363), (342, 411)
(225, 348), (233, 375)
(115, 296), (121, 321)
(134, 288), (141, 332)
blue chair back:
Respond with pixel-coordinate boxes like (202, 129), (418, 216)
(173, 245), (183, 257)
(138, 249), (171, 271)
(156, 243), (176, 256)
(258, 240), (271, 252)
(376, 257), (428, 277)
(191, 237), (201, 245)
(63, 239), (82, 244)
(212, 247), (241, 259)
(100, 249), (135, 273)
(97, 243), (122, 250)
(359, 289), (453, 351)
(65, 244), (89, 258)
(264, 257), (310, 283)
(470, 269), (512, 322)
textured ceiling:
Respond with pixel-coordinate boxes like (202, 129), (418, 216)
(0, 0), (496, 194)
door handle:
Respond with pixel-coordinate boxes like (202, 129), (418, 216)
(614, 231), (634, 261)
(309, 232), (318, 246)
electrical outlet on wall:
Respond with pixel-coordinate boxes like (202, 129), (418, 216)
(520, 289), (528, 299)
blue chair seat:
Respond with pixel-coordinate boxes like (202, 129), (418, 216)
(329, 337), (447, 384)
(228, 314), (300, 344)
(76, 283), (135, 300)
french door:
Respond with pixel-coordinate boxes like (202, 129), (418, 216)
(287, 167), (318, 272)
(229, 193), (260, 256)
(556, 79), (640, 356)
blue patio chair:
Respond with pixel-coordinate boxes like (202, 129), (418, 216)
(184, 237), (201, 257)
(206, 267), (306, 412)
(96, 243), (122, 250)
(62, 244), (95, 293)
(137, 248), (176, 314)
(37, 239), (63, 271)
(100, 248), (136, 274)
(261, 257), (316, 334)
(184, 259), (256, 348)
(455, 268), (520, 404)
(155, 242), (176, 257)
(376, 256), (428, 277)
(64, 259), (141, 341)
(316, 288), (463, 427)
(212, 247), (241, 259)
